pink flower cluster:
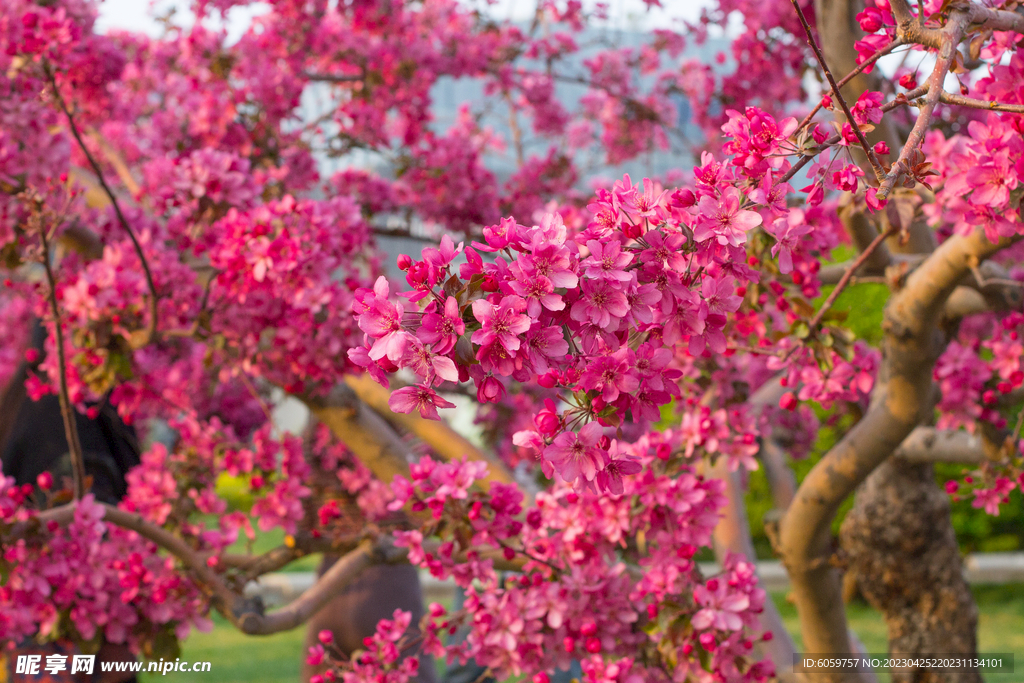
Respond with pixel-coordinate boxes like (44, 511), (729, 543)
(0, 492), (212, 648)
(360, 436), (775, 683)
(351, 168), (778, 489)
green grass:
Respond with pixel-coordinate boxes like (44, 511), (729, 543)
(776, 584), (1023, 682)
(138, 585), (1024, 683)
(138, 615), (307, 683)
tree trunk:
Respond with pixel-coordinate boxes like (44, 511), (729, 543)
(839, 458), (981, 683)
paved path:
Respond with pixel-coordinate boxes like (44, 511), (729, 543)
(245, 552), (1024, 607)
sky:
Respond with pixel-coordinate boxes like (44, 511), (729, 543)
(94, 0), (711, 38)
(95, 0), (270, 40)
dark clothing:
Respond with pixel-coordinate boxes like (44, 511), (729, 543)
(1, 396), (140, 504)
(0, 378), (141, 683)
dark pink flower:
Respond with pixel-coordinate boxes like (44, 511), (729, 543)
(544, 422), (606, 483)
(582, 239), (633, 282)
(388, 384), (456, 420)
(417, 296), (465, 355)
(570, 279), (629, 329)
(471, 296), (531, 351)
(693, 188), (762, 247)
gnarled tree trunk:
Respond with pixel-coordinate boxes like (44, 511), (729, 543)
(839, 458), (981, 683)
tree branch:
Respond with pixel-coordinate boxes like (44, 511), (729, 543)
(795, 39), (905, 135)
(809, 225), (897, 330)
(38, 225), (86, 500)
(36, 502), (250, 627)
(26, 502), (524, 637)
(45, 64), (160, 347)
(877, 10), (968, 201)
(893, 426), (987, 464)
(238, 540), (382, 635)
(938, 90), (1024, 114)
(302, 71), (364, 83)
(778, 86), (928, 188)
(777, 223), (1019, 681)
(344, 374), (519, 491)
(302, 384), (417, 485)
(790, 0), (885, 180)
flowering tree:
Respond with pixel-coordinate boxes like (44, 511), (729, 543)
(2, 0), (1024, 682)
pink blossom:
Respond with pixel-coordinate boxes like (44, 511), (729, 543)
(693, 188), (762, 247)
(544, 422), (607, 483)
(388, 385), (456, 420)
(417, 296), (465, 355)
(471, 296), (531, 351)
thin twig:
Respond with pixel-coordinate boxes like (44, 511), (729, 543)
(46, 64), (160, 346)
(790, 0), (886, 181)
(302, 71), (364, 83)
(808, 225), (897, 330)
(38, 227), (87, 500)
(970, 265), (1024, 290)
(1011, 404), (1024, 445)
(504, 91), (525, 167)
(938, 91), (1024, 114)
(795, 38), (905, 134)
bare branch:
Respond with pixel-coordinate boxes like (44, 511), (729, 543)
(877, 11), (968, 201)
(893, 426), (987, 464)
(46, 64), (160, 347)
(965, 3), (1024, 34)
(345, 374), (519, 491)
(888, 0), (944, 47)
(939, 90), (1024, 114)
(372, 227), (448, 243)
(809, 225), (897, 330)
(790, 0), (885, 180)
(36, 502), (249, 625)
(302, 384), (417, 485)
(27, 502), (524, 637)
(778, 221), (1020, 678)
(38, 225), (86, 500)
(302, 71), (363, 83)
(239, 540), (379, 635)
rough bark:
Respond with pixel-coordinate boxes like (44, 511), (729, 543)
(839, 459), (981, 683)
(776, 222), (1014, 683)
(838, 157), (982, 681)
(776, 5), (994, 682)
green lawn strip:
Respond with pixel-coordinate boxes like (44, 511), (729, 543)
(774, 585), (1024, 682)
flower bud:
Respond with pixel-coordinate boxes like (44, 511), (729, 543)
(779, 392), (798, 411)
